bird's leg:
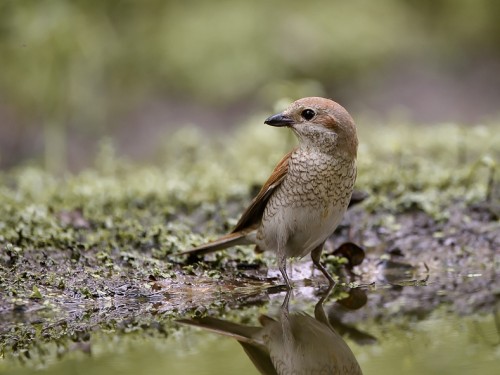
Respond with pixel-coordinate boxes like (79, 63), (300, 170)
(281, 288), (292, 310)
(279, 288), (293, 345)
(311, 242), (336, 288)
(314, 282), (335, 326)
(278, 255), (293, 289)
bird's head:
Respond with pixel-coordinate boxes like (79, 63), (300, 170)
(264, 97), (358, 158)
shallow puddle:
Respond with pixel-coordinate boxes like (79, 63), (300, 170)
(2, 271), (499, 375)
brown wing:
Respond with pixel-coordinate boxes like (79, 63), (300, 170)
(231, 148), (294, 233)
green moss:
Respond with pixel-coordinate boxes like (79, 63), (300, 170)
(357, 122), (499, 217)
(29, 286), (43, 300)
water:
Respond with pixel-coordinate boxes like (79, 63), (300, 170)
(170, 285), (500, 375)
(3, 274), (499, 375)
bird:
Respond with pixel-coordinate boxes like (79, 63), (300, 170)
(180, 97), (358, 288)
(177, 289), (363, 375)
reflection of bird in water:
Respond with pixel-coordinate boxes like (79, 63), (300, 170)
(178, 287), (363, 375)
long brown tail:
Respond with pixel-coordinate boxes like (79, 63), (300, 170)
(177, 317), (260, 342)
(179, 230), (254, 256)
(177, 317), (275, 374)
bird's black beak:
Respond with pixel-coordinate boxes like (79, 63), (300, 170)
(264, 113), (294, 127)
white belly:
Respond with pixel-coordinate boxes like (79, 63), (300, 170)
(257, 202), (347, 259)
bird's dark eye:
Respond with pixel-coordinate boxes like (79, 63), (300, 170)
(301, 109), (316, 121)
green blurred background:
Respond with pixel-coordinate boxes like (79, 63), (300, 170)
(1, 0), (499, 171)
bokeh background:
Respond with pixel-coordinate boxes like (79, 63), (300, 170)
(1, 0), (500, 171)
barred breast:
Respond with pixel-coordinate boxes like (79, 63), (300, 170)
(257, 148), (356, 259)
